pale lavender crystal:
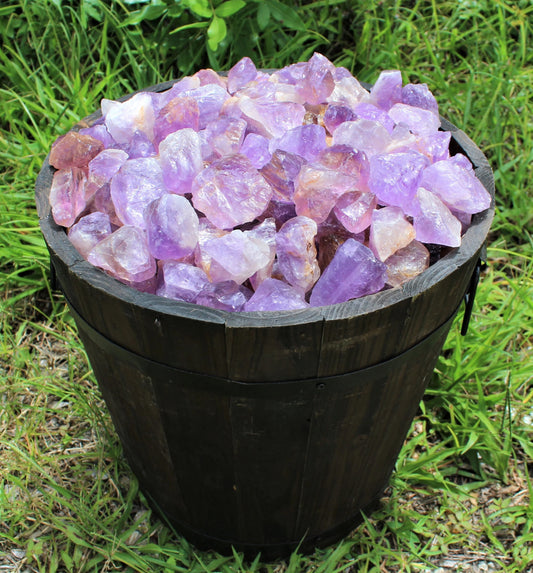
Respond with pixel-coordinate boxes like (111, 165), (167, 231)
(79, 124), (115, 148)
(194, 218), (228, 272)
(120, 131), (156, 159)
(310, 239), (386, 306)
(244, 278), (309, 311)
(369, 70), (403, 110)
(369, 206), (416, 261)
(153, 96), (200, 145)
(260, 150), (306, 202)
(196, 280), (252, 312)
(294, 163), (360, 223)
(451, 209), (472, 234)
(419, 156), (491, 213)
(327, 74), (369, 108)
(299, 52), (335, 105)
(247, 217), (277, 289)
(272, 124), (328, 161)
(353, 103), (395, 134)
(271, 62), (307, 85)
(401, 83), (439, 115)
(68, 211), (112, 258)
(156, 261), (210, 302)
(193, 68), (227, 88)
(90, 183), (121, 226)
(144, 194), (199, 260)
(317, 145), (370, 182)
(368, 151), (430, 214)
(159, 128), (203, 194)
(110, 157), (166, 228)
(415, 131), (451, 162)
(240, 133), (272, 168)
(192, 154), (273, 229)
(156, 76), (201, 109)
(103, 93), (156, 144)
(86, 149), (128, 199)
(388, 103), (441, 136)
(202, 117), (247, 158)
(386, 124), (418, 154)
(49, 168), (87, 227)
(413, 187), (462, 247)
(450, 153), (474, 170)
(87, 225), (156, 283)
(334, 191), (377, 234)
(385, 240), (430, 287)
(323, 105), (357, 134)
(181, 84), (230, 129)
(275, 216), (320, 292)
(238, 96), (306, 139)
(332, 119), (392, 158)
(201, 229), (271, 284)
(227, 57), (258, 94)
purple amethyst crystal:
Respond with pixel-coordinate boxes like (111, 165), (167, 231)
(103, 92), (156, 144)
(68, 211), (112, 258)
(240, 133), (272, 169)
(110, 157), (167, 228)
(87, 225), (156, 283)
(272, 124), (328, 162)
(368, 151), (430, 214)
(275, 216), (320, 292)
(153, 96), (200, 145)
(156, 261), (210, 302)
(369, 206), (416, 261)
(413, 187), (462, 247)
(49, 168), (87, 227)
(196, 280), (252, 312)
(227, 57), (258, 94)
(86, 149), (128, 200)
(354, 103), (395, 134)
(159, 128), (203, 194)
(323, 105), (358, 134)
(401, 83), (439, 114)
(310, 238), (387, 306)
(332, 119), (391, 158)
(244, 278), (309, 311)
(334, 191), (377, 234)
(192, 154), (273, 229)
(49, 132), (104, 170)
(419, 156), (492, 213)
(299, 52), (336, 105)
(388, 103), (441, 136)
(260, 150), (306, 202)
(238, 97), (306, 139)
(144, 194), (199, 260)
(202, 117), (247, 158)
(385, 240), (430, 287)
(369, 70), (403, 110)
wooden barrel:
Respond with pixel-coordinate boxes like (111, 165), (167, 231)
(35, 80), (495, 558)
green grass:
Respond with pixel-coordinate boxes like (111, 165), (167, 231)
(1, 0), (532, 571)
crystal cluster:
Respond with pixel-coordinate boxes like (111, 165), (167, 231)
(48, 54), (491, 311)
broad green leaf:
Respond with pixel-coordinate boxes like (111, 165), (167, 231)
(169, 20), (209, 34)
(256, 3), (270, 30)
(185, 0), (212, 18)
(215, 0), (246, 18)
(121, 4), (167, 26)
(264, 0), (306, 31)
(207, 15), (227, 51)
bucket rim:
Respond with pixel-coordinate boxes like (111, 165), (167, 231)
(35, 78), (495, 328)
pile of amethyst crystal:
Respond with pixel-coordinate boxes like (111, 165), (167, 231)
(48, 53), (491, 312)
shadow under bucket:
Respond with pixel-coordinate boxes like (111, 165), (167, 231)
(35, 80), (495, 558)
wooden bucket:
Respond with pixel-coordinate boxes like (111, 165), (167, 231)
(35, 80), (495, 557)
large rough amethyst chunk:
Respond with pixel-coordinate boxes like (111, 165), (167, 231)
(159, 128), (203, 194)
(353, 103), (395, 134)
(87, 225), (156, 283)
(156, 261), (210, 302)
(334, 191), (377, 234)
(419, 155), (492, 213)
(401, 83), (439, 115)
(201, 229), (271, 285)
(415, 131), (451, 162)
(86, 149), (128, 200)
(260, 150), (306, 202)
(49, 132), (104, 170)
(327, 74), (369, 108)
(294, 163), (360, 223)
(369, 206), (416, 261)
(275, 216), (320, 292)
(238, 96), (306, 139)
(110, 157), (167, 228)
(49, 168), (87, 227)
(317, 145), (370, 182)
(180, 84), (230, 129)
(244, 278), (309, 311)
(144, 194), (199, 260)
(368, 151), (430, 214)
(227, 57), (258, 94)
(68, 211), (112, 258)
(271, 124), (328, 162)
(153, 96), (200, 145)
(323, 105), (358, 134)
(385, 240), (430, 287)
(196, 280), (252, 312)
(240, 133), (272, 169)
(332, 119), (391, 158)
(369, 69), (403, 110)
(316, 215), (365, 272)
(299, 52), (336, 105)
(192, 154), (273, 229)
(413, 187), (462, 247)
(202, 117), (247, 158)
(103, 92), (156, 144)
(388, 103), (441, 136)
(310, 239), (386, 306)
